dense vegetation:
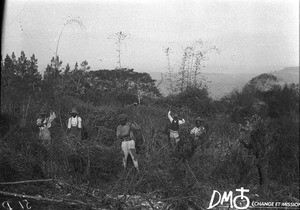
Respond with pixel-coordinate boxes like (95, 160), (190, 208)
(1, 51), (299, 209)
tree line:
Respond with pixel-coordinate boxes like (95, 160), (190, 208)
(1, 50), (299, 208)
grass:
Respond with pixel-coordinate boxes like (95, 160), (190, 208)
(0, 105), (299, 209)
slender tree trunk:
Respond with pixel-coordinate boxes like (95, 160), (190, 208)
(20, 96), (31, 128)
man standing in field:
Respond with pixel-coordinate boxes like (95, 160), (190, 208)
(67, 108), (82, 147)
(37, 109), (56, 147)
(190, 117), (207, 151)
(167, 111), (185, 150)
(239, 114), (278, 189)
(116, 114), (140, 172)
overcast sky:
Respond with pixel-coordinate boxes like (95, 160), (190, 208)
(1, 0), (299, 74)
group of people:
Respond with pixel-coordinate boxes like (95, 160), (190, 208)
(36, 106), (272, 189)
(37, 108), (207, 172)
(36, 108), (83, 147)
(116, 110), (207, 172)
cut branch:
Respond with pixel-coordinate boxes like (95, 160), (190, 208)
(0, 179), (53, 185)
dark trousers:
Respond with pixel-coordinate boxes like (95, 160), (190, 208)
(257, 158), (268, 186)
(67, 127), (81, 149)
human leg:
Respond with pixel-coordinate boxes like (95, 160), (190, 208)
(128, 140), (139, 172)
(257, 158), (269, 187)
(121, 141), (129, 169)
(173, 131), (180, 153)
(40, 129), (51, 148)
(174, 132), (180, 144)
(169, 131), (179, 151)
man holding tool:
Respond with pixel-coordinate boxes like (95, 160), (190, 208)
(167, 110), (185, 150)
(116, 113), (140, 172)
(37, 109), (56, 147)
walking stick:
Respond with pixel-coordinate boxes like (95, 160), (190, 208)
(131, 102), (146, 146)
(131, 102), (138, 119)
(49, 96), (55, 111)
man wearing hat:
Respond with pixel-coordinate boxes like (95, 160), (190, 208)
(167, 111), (185, 150)
(37, 109), (56, 147)
(67, 108), (82, 143)
(116, 113), (140, 172)
(190, 117), (207, 151)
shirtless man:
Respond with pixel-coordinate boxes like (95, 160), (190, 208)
(116, 114), (140, 172)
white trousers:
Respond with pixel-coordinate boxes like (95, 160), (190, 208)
(121, 140), (138, 169)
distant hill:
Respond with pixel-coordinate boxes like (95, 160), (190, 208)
(149, 66), (299, 99)
(246, 73), (281, 92)
(270, 67), (299, 85)
(203, 73), (255, 99)
(149, 71), (255, 99)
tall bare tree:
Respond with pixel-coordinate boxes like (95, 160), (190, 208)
(164, 47), (177, 95)
(108, 31), (130, 69)
(177, 39), (220, 91)
(55, 17), (86, 57)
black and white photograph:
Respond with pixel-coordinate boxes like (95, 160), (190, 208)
(1, 0), (299, 209)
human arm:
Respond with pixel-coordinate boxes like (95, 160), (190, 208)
(67, 118), (71, 129)
(178, 118), (185, 125)
(131, 121), (140, 130)
(197, 126), (206, 136)
(167, 111), (173, 122)
(45, 118), (52, 128)
(45, 111), (57, 128)
(37, 118), (43, 127)
(77, 117), (82, 129)
(49, 111), (56, 123)
(190, 127), (196, 135)
(116, 126), (121, 139)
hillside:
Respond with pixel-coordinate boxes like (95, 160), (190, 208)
(150, 66), (299, 99)
(149, 72), (255, 99)
(270, 67), (299, 84)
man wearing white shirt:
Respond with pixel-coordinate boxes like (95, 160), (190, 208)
(190, 117), (206, 151)
(167, 111), (185, 150)
(67, 108), (82, 144)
